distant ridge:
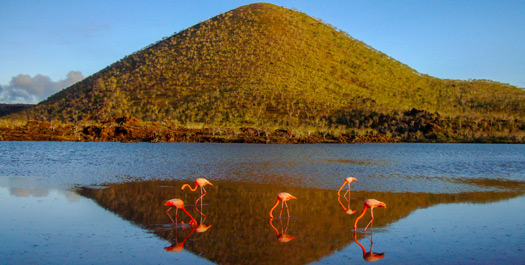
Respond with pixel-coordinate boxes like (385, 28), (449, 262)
(7, 3), (525, 142)
(0, 103), (34, 117)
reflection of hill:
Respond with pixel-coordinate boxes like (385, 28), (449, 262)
(76, 180), (522, 265)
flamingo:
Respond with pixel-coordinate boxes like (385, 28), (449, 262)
(354, 199), (386, 232)
(269, 192), (296, 218)
(337, 177), (357, 200)
(337, 196), (357, 215)
(354, 232), (385, 262)
(195, 197), (212, 233)
(181, 178), (213, 204)
(269, 217), (295, 243)
(164, 226), (196, 253)
(196, 223), (213, 233)
(164, 198), (197, 226)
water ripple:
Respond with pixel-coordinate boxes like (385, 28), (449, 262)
(0, 142), (524, 193)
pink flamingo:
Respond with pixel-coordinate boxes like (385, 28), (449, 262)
(354, 199), (386, 232)
(354, 232), (385, 262)
(269, 217), (295, 243)
(337, 177), (357, 200)
(181, 178), (213, 204)
(164, 198), (197, 226)
(195, 197), (212, 233)
(269, 192), (297, 218)
(337, 196), (357, 215)
(164, 226), (196, 253)
(196, 223), (213, 233)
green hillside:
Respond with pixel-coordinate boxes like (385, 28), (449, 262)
(9, 3), (525, 142)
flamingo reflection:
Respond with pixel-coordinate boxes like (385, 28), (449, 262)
(269, 217), (295, 243)
(164, 224), (197, 253)
(337, 177), (357, 201)
(182, 178), (213, 205)
(354, 199), (386, 233)
(164, 198), (197, 226)
(269, 192), (297, 219)
(194, 196), (212, 233)
(354, 232), (385, 262)
(337, 195), (356, 215)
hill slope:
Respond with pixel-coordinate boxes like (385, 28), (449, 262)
(9, 3), (525, 142)
(0, 103), (34, 117)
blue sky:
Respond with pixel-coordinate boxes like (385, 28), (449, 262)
(1, 0), (524, 103)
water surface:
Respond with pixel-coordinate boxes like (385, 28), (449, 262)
(0, 142), (524, 264)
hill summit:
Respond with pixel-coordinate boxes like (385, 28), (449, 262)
(8, 3), (525, 142)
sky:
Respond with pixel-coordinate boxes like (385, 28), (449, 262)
(1, 0), (524, 104)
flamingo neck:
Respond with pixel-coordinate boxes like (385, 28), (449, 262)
(182, 184), (198, 192)
(337, 196), (348, 211)
(182, 207), (197, 225)
(356, 239), (367, 256)
(269, 218), (280, 236)
(184, 227), (196, 242)
(337, 182), (347, 196)
(269, 199), (280, 218)
(354, 206), (369, 230)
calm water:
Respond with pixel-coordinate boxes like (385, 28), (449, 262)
(0, 142), (524, 264)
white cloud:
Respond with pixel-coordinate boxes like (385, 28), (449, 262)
(0, 71), (84, 104)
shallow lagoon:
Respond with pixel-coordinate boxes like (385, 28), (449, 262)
(0, 142), (524, 264)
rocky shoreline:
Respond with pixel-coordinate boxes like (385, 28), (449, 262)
(0, 117), (396, 144)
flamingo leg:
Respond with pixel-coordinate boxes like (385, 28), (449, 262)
(284, 217), (290, 234)
(285, 201), (290, 218)
(364, 208), (374, 233)
(195, 194), (202, 205)
(364, 219), (373, 233)
(196, 195), (204, 205)
(166, 207), (175, 225)
(279, 200), (284, 218)
(195, 200), (207, 219)
(279, 218), (284, 235)
(195, 186), (208, 205)
(195, 205), (202, 215)
(344, 183), (351, 201)
(195, 186), (202, 204)
(201, 186), (205, 208)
